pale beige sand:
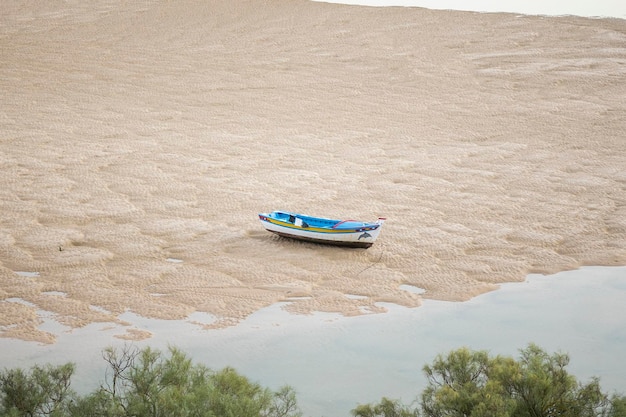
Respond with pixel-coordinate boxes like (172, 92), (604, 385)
(1, 0), (625, 343)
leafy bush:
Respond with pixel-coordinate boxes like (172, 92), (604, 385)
(0, 345), (301, 417)
(1, 344), (624, 417)
(354, 344), (626, 417)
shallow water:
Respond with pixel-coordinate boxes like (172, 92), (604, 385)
(317, 0), (626, 19)
(1, 266), (624, 416)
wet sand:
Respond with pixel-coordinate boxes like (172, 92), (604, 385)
(1, 0), (625, 343)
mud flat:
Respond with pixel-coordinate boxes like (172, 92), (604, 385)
(1, 0), (625, 343)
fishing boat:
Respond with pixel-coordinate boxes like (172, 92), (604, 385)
(258, 211), (386, 248)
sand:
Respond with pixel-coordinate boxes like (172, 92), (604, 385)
(1, 0), (625, 344)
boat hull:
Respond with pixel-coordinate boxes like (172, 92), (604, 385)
(265, 227), (377, 248)
(258, 212), (385, 248)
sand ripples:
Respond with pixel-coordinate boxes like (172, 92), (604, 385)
(1, 0), (625, 343)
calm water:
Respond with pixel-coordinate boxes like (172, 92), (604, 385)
(316, 0), (626, 19)
(1, 266), (625, 416)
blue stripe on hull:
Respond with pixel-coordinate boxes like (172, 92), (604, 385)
(258, 211), (384, 248)
(259, 215), (379, 234)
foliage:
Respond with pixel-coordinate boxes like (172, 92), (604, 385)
(421, 347), (506, 417)
(0, 363), (74, 417)
(419, 343), (614, 417)
(1, 343), (624, 417)
(608, 395), (626, 417)
(352, 397), (419, 417)
(355, 344), (624, 417)
(0, 346), (301, 417)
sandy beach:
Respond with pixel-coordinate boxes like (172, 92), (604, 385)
(1, 0), (625, 344)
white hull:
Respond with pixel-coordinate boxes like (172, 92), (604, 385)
(259, 213), (385, 248)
